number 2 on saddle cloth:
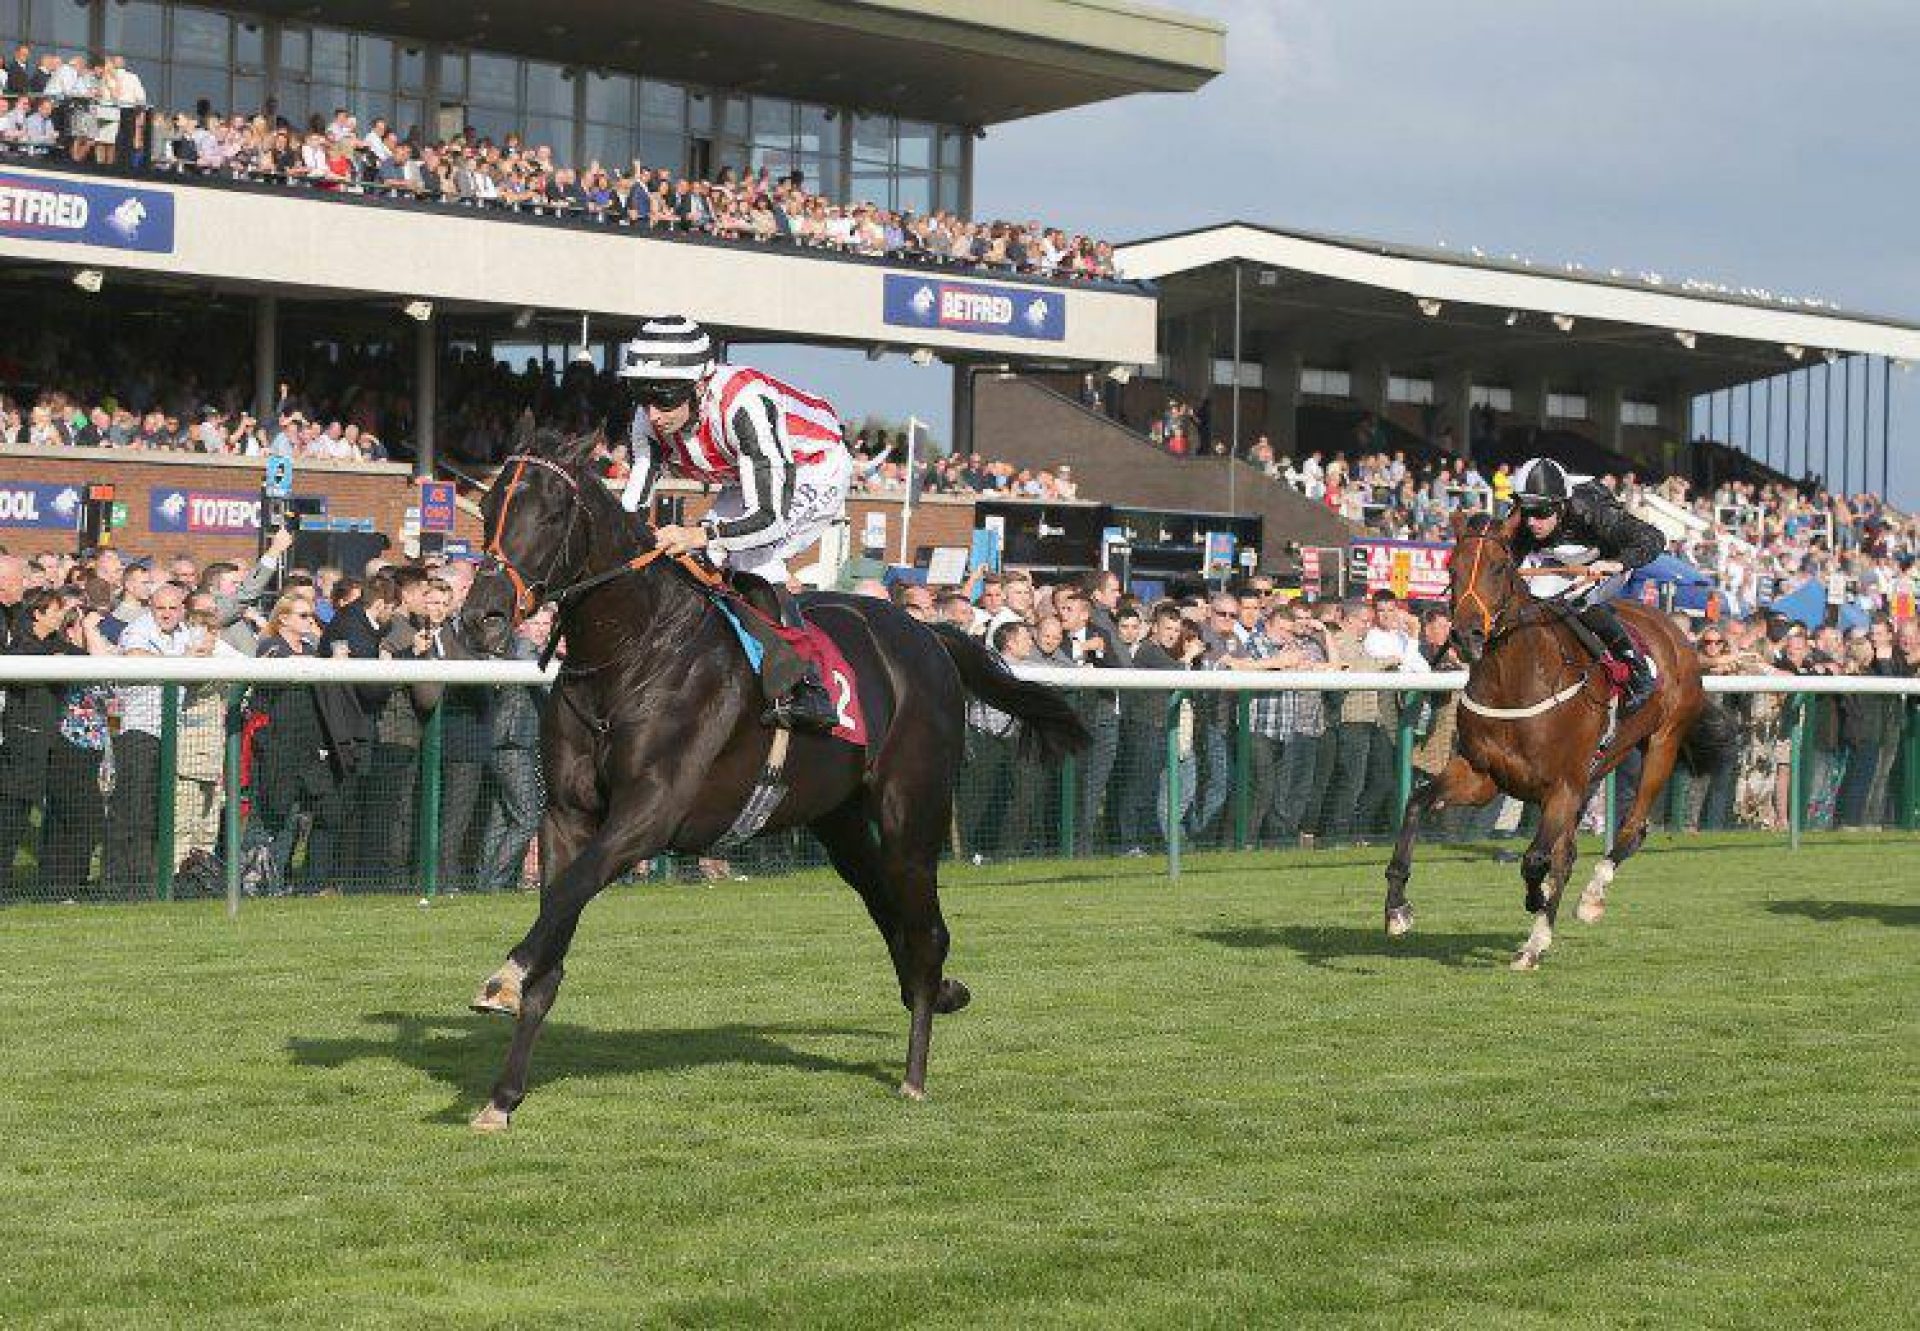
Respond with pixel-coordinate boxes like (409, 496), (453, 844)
(708, 586), (869, 745)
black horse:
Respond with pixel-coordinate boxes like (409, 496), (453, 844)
(456, 430), (1088, 1130)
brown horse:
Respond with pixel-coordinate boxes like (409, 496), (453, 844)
(1384, 509), (1736, 969)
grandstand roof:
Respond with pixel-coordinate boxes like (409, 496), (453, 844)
(1117, 222), (1920, 395)
(236, 0), (1224, 126)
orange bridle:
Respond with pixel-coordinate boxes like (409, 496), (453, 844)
(479, 453), (725, 622)
(1452, 533), (1501, 638)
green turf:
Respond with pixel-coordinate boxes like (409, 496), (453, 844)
(0, 835), (1915, 1329)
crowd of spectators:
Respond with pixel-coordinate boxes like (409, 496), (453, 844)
(0, 41), (1118, 282)
(1, 384), (393, 462)
(889, 565), (1920, 861)
(0, 528), (549, 901)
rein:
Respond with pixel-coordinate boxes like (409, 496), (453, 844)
(1454, 531), (1608, 720)
(479, 451), (728, 668)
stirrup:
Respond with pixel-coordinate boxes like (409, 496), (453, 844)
(762, 680), (838, 733)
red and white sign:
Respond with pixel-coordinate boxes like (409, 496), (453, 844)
(1350, 539), (1453, 601)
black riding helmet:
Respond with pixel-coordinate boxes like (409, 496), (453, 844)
(1514, 457), (1571, 517)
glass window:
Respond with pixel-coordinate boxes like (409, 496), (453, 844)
(469, 52), (518, 107)
(394, 98), (424, 139)
(636, 128), (684, 175)
(582, 121), (631, 170)
(281, 28), (309, 77)
(232, 73), (262, 117)
(466, 103), (515, 143)
(525, 113), (573, 158)
(640, 79), (684, 128)
(719, 95), (746, 142)
(355, 36), (393, 92)
(750, 96), (792, 147)
(235, 19), (264, 68)
(525, 61), (571, 117)
(896, 120), (933, 170)
(938, 126), (966, 173)
(396, 45), (425, 91)
(852, 113), (891, 164)
(896, 173), (930, 215)
(172, 64), (229, 113)
(309, 27), (351, 82)
(795, 152), (838, 198)
(585, 71), (632, 123)
(28, 0), (88, 50)
(435, 51), (466, 98)
(309, 83), (349, 118)
(797, 103), (834, 156)
(851, 164), (891, 208)
(937, 168), (962, 213)
(686, 90), (711, 134)
(104, 1), (165, 59)
(172, 8), (230, 66)
(0, 3), (19, 45)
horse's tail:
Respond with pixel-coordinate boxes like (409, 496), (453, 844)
(930, 624), (1091, 764)
(1679, 698), (1741, 773)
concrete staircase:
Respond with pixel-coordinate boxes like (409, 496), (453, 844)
(973, 376), (1356, 550)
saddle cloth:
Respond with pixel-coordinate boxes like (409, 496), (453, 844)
(1596, 624), (1661, 703)
(711, 597), (869, 746)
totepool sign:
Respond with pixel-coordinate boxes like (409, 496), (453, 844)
(883, 275), (1066, 342)
(0, 481), (83, 529)
(150, 488), (325, 534)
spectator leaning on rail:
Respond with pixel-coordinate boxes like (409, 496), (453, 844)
(0, 588), (91, 896)
(615, 315), (848, 732)
(105, 580), (193, 895)
(1508, 457), (1665, 714)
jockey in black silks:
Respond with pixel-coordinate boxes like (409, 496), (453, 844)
(1509, 457), (1666, 714)
(615, 315), (848, 733)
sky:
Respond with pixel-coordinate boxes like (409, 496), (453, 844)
(753, 0), (1920, 506)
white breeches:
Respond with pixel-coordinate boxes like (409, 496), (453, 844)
(709, 449), (852, 584)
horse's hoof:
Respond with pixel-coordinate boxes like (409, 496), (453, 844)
(935, 978), (972, 1015)
(898, 1081), (927, 1103)
(469, 962), (525, 1018)
(1510, 949), (1540, 973)
(470, 1104), (512, 1134)
(1576, 892), (1607, 925)
(1385, 905), (1415, 938)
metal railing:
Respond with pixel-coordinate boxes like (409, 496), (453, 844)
(0, 655), (1915, 908)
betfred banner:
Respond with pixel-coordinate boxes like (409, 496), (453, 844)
(883, 274), (1066, 342)
(150, 488), (325, 535)
(1349, 539), (1452, 601)
(0, 481), (84, 529)
(0, 171), (175, 253)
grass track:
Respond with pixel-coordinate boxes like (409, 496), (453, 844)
(1, 835), (1915, 1328)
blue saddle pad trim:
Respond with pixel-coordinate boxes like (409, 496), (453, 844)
(713, 597), (765, 673)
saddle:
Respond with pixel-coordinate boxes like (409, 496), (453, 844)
(707, 586), (869, 746)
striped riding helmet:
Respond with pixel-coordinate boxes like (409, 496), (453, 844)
(1514, 457), (1571, 513)
(616, 315), (714, 389)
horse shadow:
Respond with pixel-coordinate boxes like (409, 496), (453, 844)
(287, 1010), (899, 1123)
(1192, 923), (1514, 971)
(1764, 899), (1920, 929)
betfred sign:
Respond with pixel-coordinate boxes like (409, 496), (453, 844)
(150, 488), (326, 534)
(883, 274), (1066, 342)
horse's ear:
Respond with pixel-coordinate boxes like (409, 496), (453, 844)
(1498, 505), (1526, 541)
(545, 430), (599, 466)
(1448, 510), (1472, 539)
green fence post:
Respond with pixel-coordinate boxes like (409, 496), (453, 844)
(1393, 703), (1417, 834)
(155, 685), (180, 902)
(1058, 753), (1077, 859)
(1902, 699), (1920, 831)
(1232, 695), (1252, 851)
(418, 700), (445, 898)
(1166, 692), (1185, 882)
(223, 685), (244, 919)
(1788, 692), (1808, 851)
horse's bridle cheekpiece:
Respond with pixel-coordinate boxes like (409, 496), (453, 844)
(482, 452), (592, 618)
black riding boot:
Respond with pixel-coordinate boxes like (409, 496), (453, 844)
(730, 572), (840, 733)
(1579, 602), (1654, 712)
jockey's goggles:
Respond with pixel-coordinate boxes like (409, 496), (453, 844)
(633, 382), (697, 411)
(1518, 497), (1563, 518)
